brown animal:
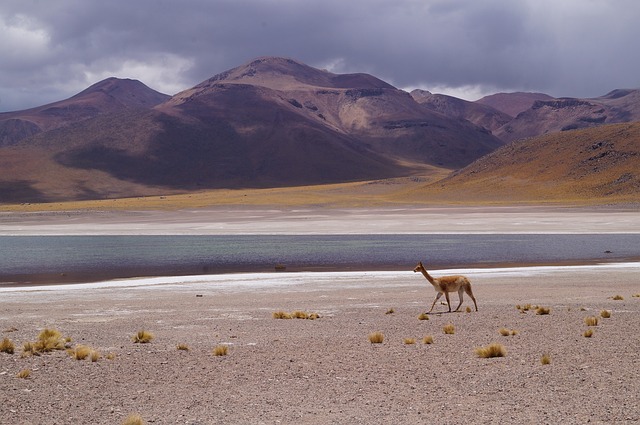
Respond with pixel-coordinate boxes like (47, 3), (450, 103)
(413, 261), (478, 313)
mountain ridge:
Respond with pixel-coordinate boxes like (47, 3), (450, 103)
(0, 57), (502, 203)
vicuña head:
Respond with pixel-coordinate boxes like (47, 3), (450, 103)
(413, 261), (478, 313)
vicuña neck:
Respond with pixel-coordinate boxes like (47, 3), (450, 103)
(420, 268), (436, 284)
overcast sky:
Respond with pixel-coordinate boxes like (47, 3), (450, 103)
(1, 0), (639, 112)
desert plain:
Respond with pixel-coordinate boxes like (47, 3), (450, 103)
(1, 205), (639, 424)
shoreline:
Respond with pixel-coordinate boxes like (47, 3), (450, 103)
(2, 257), (639, 289)
(2, 205), (640, 235)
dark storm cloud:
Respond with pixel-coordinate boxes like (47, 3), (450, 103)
(1, 0), (639, 111)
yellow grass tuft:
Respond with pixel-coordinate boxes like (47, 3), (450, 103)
(0, 337), (15, 354)
(541, 354), (551, 365)
(632, 293), (640, 298)
(600, 310), (611, 318)
(177, 344), (190, 351)
(535, 306), (551, 315)
(385, 308), (395, 315)
(69, 345), (92, 360)
(510, 329), (519, 336)
(35, 328), (65, 352)
(213, 345), (229, 356)
(16, 369), (31, 379)
(612, 295), (624, 300)
(499, 328), (510, 336)
(273, 310), (319, 320)
(22, 341), (37, 357)
(475, 343), (507, 358)
(422, 335), (434, 344)
(368, 332), (384, 344)
(584, 316), (599, 326)
(122, 413), (145, 425)
(90, 350), (101, 362)
(465, 306), (472, 313)
(443, 324), (455, 335)
(290, 310), (309, 319)
(403, 338), (416, 345)
(583, 329), (594, 338)
(106, 352), (116, 360)
(417, 313), (430, 321)
(132, 330), (154, 343)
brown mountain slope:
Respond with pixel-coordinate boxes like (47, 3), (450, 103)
(0, 57), (503, 203)
(493, 89), (640, 143)
(410, 89), (512, 131)
(476, 92), (554, 117)
(401, 122), (640, 204)
(0, 78), (169, 146)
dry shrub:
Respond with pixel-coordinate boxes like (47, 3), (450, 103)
(122, 414), (145, 425)
(600, 310), (611, 318)
(443, 324), (455, 335)
(465, 306), (472, 313)
(0, 337), (15, 354)
(35, 328), (65, 352)
(632, 293), (640, 298)
(90, 350), (101, 362)
(132, 330), (154, 343)
(385, 308), (395, 315)
(69, 345), (92, 360)
(499, 328), (511, 336)
(417, 313), (429, 321)
(273, 310), (319, 320)
(511, 329), (519, 336)
(475, 343), (506, 358)
(368, 332), (384, 344)
(177, 344), (190, 351)
(422, 335), (434, 344)
(535, 306), (551, 315)
(16, 369), (31, 379)
(213, 345), (229, 356)
(583, 329), (594, 338)
(403, 338), (416, 345)
(290, 311), (309, 319)
(541, 354), (551, 365)
(272, 311), (291, 319)
(106, 353), (116, 360)
(22, 342), (37, 357)
(612, 295), (624, 300)
(584, 316), (599, 326)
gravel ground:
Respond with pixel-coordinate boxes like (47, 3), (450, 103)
(1, 265), (639, 424)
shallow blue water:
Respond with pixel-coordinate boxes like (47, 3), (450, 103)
(1, 234), (638, 283)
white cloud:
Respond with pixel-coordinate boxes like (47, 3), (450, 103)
(83, 54), (195, 95)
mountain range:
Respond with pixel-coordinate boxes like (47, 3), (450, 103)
(1, 56), (639, 204)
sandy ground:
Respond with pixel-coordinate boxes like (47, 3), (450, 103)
(1, 264), (639, 424)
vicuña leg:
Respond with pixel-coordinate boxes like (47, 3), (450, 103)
(428, 292), (443, 313)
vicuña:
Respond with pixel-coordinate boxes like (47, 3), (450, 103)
(413, 261), (478, 313)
